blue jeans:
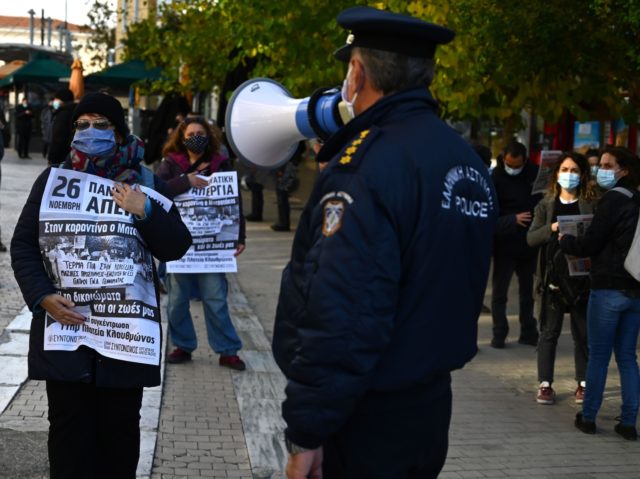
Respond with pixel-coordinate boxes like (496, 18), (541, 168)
(166, 273), (242, 356)
(582, 289), (640, 426)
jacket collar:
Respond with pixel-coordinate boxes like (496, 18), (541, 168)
(317, 87), (438, 163)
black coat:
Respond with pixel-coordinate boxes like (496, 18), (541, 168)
(11, 165), (192, 388)
(560, 177), (640, 291)
(272, 87), (497, 449)
(492, 162), (541, 258)
(47, 102), (75, 166)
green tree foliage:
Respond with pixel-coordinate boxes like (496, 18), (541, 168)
(84, 0), (116, 70)
(123, 0), (640, 128)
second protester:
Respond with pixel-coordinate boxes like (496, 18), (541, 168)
(158, 116), (246, 371)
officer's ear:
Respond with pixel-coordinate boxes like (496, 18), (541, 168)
(350, 57), (366, 92)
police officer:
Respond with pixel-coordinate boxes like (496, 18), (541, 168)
(272, 6), (497, 479)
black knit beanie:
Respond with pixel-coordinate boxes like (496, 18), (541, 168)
(72, 92), (129, 138)
(54, 88), (74, 103)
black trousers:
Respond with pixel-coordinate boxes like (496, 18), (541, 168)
(46, 380), (143, 479)
(17, 125), (31, 157)
(537, 293), (588, 383)
(491, 254), (538, 341)
(323, 374), (452, 479)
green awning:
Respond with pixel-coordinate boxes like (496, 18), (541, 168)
(0, 58), (71, 87)
(85, 60), (162, 88)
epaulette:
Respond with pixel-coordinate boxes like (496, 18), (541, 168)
(336, 127), (381, 168)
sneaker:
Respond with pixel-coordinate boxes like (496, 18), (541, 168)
(219, 354), (246, 371)
(614, 422), (638, 441)
(575, 412), (596, 434)
(536, 382), (555, 405)
(575, 383), (585, 404)
(167, 347), (192, 364)
(270, 224), (290, 232)
(490, 337), (505, 349)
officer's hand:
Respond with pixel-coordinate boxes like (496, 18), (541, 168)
(286, 447), (323, 479)
(516, 212), (532, 227)
(188, 172), (209, 189)
(41, 294), (85, 325)
(235, 244), (245, 256)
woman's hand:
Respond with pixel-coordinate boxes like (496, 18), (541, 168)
(551, 222), (559, 233)
(41, 294), (85, 325)
(188, 171), (209, 189)
(235, 243), (246, 256)
(112, 182), (146, 217)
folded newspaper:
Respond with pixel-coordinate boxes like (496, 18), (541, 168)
(557, 214), (594, 276)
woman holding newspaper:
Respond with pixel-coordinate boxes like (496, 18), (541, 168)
(527, 152), (596, 406)
(11, 93), (192, 478)
(560, 146), (640, 441)
(157, 116), (247, 370)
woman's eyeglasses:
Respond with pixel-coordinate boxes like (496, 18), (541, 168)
(73, 119), (113, 131)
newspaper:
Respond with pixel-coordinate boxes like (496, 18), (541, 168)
(558, 214), (594, 276)
(532, 150), (563, 194)
(166, 171), (240, 273)
(39, 168), (172, 366)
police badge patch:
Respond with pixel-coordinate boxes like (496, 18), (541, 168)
(322, 200), (345, 236)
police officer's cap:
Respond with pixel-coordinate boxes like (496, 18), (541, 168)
(334, 6), (455, 62)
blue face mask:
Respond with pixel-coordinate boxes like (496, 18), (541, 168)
(71, 128), (116, 157)
(557, 172), (580, 190)
(504, 165), (523, 176)
(596, 168), (617, 189)
(590, 166), (598, 177)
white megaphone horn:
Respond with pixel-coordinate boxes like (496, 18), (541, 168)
(225, 78), (345, 169)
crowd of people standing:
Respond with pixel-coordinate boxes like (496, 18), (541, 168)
(490, 140), (640, 442)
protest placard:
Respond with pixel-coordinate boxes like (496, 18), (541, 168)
(166, 171), (240, 273)
(39, 169), (171, 365)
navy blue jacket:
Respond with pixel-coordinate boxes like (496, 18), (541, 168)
(272, 87), (497, 449)
(11, 165), (192, 388)
(492, 162), (541, 258)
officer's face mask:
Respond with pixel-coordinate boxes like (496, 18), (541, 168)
(341, 63), (362, 120)
(72, 127), (117, 158)
(53, 100), (61, 110)
(557, 172), (580, 190)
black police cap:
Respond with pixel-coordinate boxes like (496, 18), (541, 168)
(334, 6), (455, 62)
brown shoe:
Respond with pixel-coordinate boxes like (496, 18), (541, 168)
(219, 354), (246, 371)
(575, 383), (585, 404)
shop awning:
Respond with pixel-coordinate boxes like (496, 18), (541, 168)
(85, 60), (162, 88)
(0, 57), (71, 87)
(0, 60), (27, 79)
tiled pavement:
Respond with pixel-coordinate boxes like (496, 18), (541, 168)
(0, 147), (639, 478)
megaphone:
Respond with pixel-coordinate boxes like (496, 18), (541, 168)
(225, 78), (345, 169)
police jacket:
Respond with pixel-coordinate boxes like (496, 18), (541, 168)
(492, 162), (541, 258)
(11, 162), (192, 388)
(272, 87), (497, 449)
(560, 177), (640, 292)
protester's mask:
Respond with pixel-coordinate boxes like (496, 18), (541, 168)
(52, 100), (61, 110)
(557, 172), (580, 190)
(590, 165), (598, 177)
(504, 165), (524, 176)
(596, 168), (618, 189)
(341, 64), (362, 120)
(71, 128), (117, 157)
(183, 135), (208, 154)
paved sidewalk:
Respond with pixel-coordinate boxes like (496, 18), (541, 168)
(0, 148), (638, 478)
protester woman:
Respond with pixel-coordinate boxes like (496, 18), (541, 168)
(527, 152), (596, 405)
(157, 116), (246, 370)
(560, 145), (640, 440)
(11, 92), (192, 478)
